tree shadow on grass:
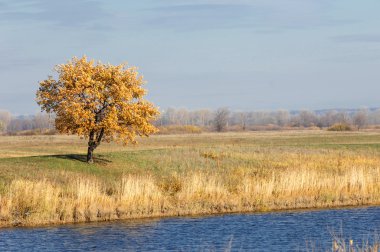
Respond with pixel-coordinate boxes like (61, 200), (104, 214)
(50, 154), (112, 164)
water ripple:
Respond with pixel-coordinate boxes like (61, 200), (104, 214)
(0, 207), (379, 251)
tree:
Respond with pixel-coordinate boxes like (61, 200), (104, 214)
(368, 109), (380, 125)
(334, 111), (350, 125)
(233, 112), (248, 130)
(297, 110), (317, 127)
(33, 112), (54, 131)
(36, 56), (159, 163)
(0, 110), (11, 132)
(274, 110), (289, 127)
(353, 109), (368, 130)
(196, 109), (213, 127)
(214, 108), (230, 132)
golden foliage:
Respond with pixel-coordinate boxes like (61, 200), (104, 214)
(157, 125), (203, 135)
(36, 56), (159, 146)
(327, 123), (352, 131)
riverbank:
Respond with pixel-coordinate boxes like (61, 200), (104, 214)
(1, 206), (379, 251)
(0, 131), (380, 227)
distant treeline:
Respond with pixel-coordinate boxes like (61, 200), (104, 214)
(0, 107), (379, 134)
(0, 110), (54, 135)
(155, 107), (377, 132)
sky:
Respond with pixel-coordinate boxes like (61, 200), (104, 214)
(1, 0), (380, 114)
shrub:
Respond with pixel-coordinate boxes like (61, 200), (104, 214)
(6, 129), (56, 136)
(327, 123), (352, 131)
(156, 125), (202, 135)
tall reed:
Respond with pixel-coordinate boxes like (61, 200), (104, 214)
(1, 163), (380, 227)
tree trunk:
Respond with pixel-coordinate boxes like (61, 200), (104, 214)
(87, 146), (94, 163)
(86, 128), (104, 164)
(87, 130), (96, 163)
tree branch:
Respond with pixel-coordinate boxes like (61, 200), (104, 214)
(96, 128), (105, 145)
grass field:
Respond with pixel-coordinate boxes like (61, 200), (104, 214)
(1, 130), (380, 227)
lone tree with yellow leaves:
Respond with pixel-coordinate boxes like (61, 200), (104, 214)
(36, 56), (159, 163)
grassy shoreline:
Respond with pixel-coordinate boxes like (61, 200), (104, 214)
(1, 201), (380, 230)
(1, 131), (380, 227)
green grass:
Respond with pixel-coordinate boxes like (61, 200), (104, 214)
(1, 130), (380, 186)
(1, 130), (380, 226)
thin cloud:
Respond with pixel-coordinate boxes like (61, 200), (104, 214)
(142, 0), (355, 32)
(320, 54), (380, 63)
(143, 3), (252, 31)
(0, 0), (110, 28)
(332, 34), (380, 43)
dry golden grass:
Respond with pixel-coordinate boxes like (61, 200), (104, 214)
(329, 238), (380, 252)
(0, 130), (380, 226)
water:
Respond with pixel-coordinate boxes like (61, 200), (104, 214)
(0, 207), (379, 251)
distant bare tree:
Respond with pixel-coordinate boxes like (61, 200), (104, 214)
(274, 110), (289, 127)
(232, 112), (249, 130)
(34, 112), (54, 130)
(249, 111), (275, 125)
(291, 110), (317, 127)
(368, 109), (380, 125)
(162, 107), (176, 125)
(0, 110), (11, 132)
(319, 110), (337, 127)
(334, 112), (350, 124)
(196, 109), (213, 127)
(7, 117), (34, 132)
(353, 110), (368, 130)
(176, 109), (189, 125)
(214, 108), (230, 132)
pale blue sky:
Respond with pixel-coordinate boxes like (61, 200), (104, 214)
(1, 0), (380, 114)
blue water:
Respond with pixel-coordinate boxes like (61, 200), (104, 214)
(0, 207), (379, 251)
